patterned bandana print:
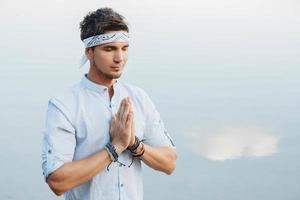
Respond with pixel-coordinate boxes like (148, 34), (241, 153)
(80, 32), (130, 67)
(83, 32), (130, 48)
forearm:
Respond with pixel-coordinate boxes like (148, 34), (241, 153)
(46, 98), (133, 196)
(139, 144), (177, 175)
(47, 149), (111, 196)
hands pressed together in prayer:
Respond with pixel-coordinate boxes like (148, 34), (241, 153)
(45, 97), (137, 196)
(109, 97), (136, 155)
(46, 97), (176, 196)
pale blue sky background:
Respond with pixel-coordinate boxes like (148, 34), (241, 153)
(0, 0), (299, 199)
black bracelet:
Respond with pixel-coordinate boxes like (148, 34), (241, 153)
(133, 142), (145, 157)
(128, 136), (141, 152)
(105, 142), (119, 162)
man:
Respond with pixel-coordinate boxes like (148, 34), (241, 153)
(42, 7), (177, 200)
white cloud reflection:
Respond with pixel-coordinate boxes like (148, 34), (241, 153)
(187, 127), (279, 161)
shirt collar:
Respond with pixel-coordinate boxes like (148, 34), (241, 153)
(80, 74), (119, 94)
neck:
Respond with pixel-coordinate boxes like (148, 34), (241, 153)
(87, 68), (116, 99)
(88, 67), (116, 87)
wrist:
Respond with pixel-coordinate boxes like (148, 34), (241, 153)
(128, 136), (140, 151)
(128, 137), (145, 157)
(111, 142), (124, 155)
(105, 142), (119, 162)
(132, 142), (145, 157)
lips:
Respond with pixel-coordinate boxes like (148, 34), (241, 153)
(111, 65), (121, 68)
(111, 66), (121, 72)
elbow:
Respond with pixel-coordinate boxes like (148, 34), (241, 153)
(48, 178), (65, 196)
(52, 189), (64, 196)
(164, 150), (177, 175)
(47, 173), (68, 196)
(164, 163), (176, 175)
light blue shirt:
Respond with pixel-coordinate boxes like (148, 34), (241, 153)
(42, 75), (175, 200)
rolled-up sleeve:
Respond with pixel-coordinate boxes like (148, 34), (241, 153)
(42, 99), (76, 180)
(143, 94), (175, 148)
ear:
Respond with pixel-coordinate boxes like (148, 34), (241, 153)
(85, 48), (94, 60)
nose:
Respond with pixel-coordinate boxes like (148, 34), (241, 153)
(113, 50), (124, 63)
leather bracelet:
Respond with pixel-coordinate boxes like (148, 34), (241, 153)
(105, 142), (119, 162)
(128, 136), (141, 152)
(104, 146), (114, 162)
(132, 142), (145, 157)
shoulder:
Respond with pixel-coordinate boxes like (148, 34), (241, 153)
(48, 83), (82, 120)
(50, 83), (81, 103)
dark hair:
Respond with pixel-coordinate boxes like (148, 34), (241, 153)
(79, 7), (129, 41)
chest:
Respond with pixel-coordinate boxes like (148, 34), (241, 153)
(73, 92), (146, 157)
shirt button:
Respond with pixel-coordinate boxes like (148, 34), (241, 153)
(48, 149), (52, 154)
(120, 184), (124, 187)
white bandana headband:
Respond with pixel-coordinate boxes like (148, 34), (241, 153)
(80, 32), (130, 67)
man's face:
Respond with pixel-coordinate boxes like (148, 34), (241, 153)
(87, 30), (129, 80)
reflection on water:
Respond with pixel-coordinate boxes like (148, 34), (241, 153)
(186, 127), (279, 161)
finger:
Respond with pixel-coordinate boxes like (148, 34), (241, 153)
(109, 116), (116, 133)
(116, 99), (125, 120)
(130, 111), (135, 134)
(117, 99), (124, 118)
(131, 111), (135, 125)
(126, 111), (133, 128)
(121, 97), (130, 113)
(121, 99), (131, 124)
(127, 97), (131, 105)
(126, 97), (131, 108)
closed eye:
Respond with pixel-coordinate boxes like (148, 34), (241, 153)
(104, 47), (113, 51)
(102, 44), (129, 51)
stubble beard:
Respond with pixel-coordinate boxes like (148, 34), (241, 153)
(101, 71), (122, 80)
(93, 61), (122, 80)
